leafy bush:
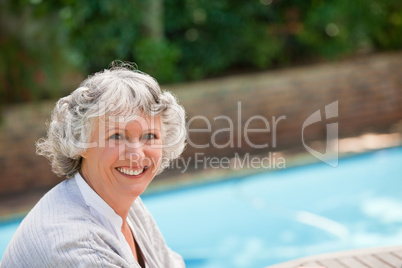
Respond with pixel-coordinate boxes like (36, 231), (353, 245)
(1, 0), (402, 106)
(0, 1), (67, 109)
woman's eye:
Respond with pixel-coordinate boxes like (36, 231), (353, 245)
(109, 133), (123, 140)
(143, 133), (157, 140)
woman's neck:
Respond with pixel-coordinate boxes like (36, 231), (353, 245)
(79, 171), (137, 220)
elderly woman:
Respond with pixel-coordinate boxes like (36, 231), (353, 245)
(2, 64), (186, 267)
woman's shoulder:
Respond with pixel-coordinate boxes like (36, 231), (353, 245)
(2, 179), (132, 267)
(8, 179), (97, 245)
(13, 178), (98, 239)
(27, 178), (89, 221)
(3, 217), (132, 268)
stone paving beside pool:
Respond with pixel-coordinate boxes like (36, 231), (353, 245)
(267, 246), (402, 268)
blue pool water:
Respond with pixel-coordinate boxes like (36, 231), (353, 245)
(1, 147), (402, 267)
(0, 219), (20, 260)
(142, 147), (402, 267)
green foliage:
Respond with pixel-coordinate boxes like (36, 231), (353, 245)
(134, 38), (181, 83)
(1, 0), (402, 106)
(164, 0), (283, 79)
(0, 1), (66, 110)
(368, 0), (402, 49)
(56, 0), (143, 73)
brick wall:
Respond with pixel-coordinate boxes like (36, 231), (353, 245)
(0, 102), (57, 194)
(1, 52), (402, 196)
(174, 52), (402, 159)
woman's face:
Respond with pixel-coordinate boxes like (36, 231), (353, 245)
(80, 114), (162, 206)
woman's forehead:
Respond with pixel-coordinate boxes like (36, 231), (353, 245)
(99, 114), (161, 130)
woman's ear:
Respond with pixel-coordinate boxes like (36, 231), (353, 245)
(81, 150), (88, 159)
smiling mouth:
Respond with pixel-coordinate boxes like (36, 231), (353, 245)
(116, 167), (147, 176)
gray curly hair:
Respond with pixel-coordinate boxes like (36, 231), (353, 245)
(37, 64), (186, 178)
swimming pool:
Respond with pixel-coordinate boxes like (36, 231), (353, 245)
(1, 147), (401, 267)
(142, 147), (402, 267)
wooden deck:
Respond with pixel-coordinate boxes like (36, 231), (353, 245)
(267, 246), (402, 268)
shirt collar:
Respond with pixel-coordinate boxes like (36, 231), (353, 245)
(74, 172), (123, 230)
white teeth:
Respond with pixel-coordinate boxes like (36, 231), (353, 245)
(117, 167), (143, 176)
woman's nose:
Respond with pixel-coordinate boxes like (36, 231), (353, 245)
(124, 140), (145, 161)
